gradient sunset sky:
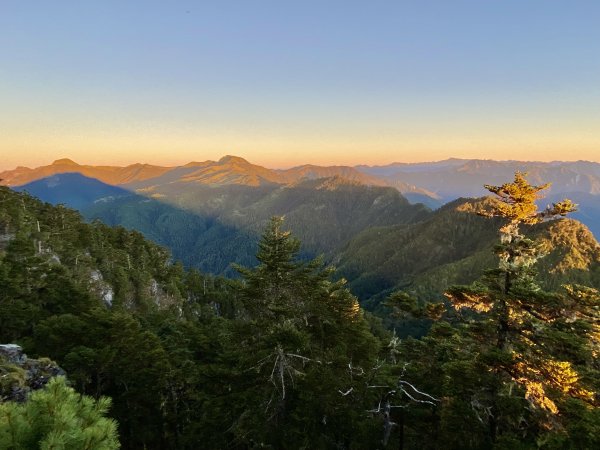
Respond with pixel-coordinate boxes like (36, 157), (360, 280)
(2, 1), (600, 170)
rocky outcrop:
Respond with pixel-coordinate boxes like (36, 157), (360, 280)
(0, 344), (65, 402)
(90, 270), (114, 307)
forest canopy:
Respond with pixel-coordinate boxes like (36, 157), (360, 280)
(0, 173), (598, 449)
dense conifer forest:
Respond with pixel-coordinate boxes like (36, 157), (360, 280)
(0, 174), (599, 449)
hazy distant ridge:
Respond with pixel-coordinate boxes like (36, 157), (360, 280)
(3, 156), (599, 237)
(0, 156), (435, 199)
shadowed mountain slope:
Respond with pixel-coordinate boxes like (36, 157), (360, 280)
(86, 177), (431, 275)
(2, 156), (438, 205)
(1, 158), (172, 186)
(7, 175), (600, 315)
(15, 174), (430, 277)
(13, 173), (131, 210)
(11, 175), (257, 274)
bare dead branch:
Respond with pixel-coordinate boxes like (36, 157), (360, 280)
(398, 380), (440, 403)
(338, 387), (354, 396)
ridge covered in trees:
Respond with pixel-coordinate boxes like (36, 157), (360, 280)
(338, 197), (600, 307)
(0, 173), (599, 448)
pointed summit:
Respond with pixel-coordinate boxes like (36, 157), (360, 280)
(52, 158), (79, 166)
(218, 155), (249, 165)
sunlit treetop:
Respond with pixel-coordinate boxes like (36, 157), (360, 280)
(482, 171), (577, 226)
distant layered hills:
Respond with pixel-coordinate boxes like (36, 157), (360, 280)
(357, 158), (600, 199)
(3, 156), (600, 211)
(10, 170), (429, 276)
(336, 197), (600, 307)
(3, 155), (600, 302)
(356, 158), (600, 236)
(0, 155), (435, 196)
(1, 158), (172, 186)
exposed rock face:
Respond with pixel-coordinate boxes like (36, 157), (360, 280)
(0, 344), (66, 402)
(90, 270), (114, 307)
(0, 344), (27, 364)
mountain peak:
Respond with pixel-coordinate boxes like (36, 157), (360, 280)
(51, 158), (79, 166)
(218, 155), (249, 165)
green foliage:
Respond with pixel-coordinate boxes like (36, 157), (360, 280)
(409, 172), (600, 447)
(83, 180), (429, 277)
(0, 376), (119, 449)
(2, 189), (403, 448)
(0, 188), (235, 448)
(206, 216), (386, 448)
(338, 196), (600, 313)
(2, 179), (598, 449)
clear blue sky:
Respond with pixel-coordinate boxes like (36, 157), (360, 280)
(1, 1), (600, 169)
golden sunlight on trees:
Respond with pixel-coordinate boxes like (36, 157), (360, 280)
(444, 172), (598, 444)
(482, 171), (576, 226)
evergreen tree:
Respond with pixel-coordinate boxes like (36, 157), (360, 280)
(210, 216), (381, 448)
(0, 376), (119, 449)
(441, 172), (598, 446)
(32, 309), (171, 449)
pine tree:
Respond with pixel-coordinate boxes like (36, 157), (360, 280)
(0, 376), (119, 449)
(443, 172), (598, 445)
(211, 216), (380, 448)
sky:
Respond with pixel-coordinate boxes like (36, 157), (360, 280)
(1, 0), (600, 170)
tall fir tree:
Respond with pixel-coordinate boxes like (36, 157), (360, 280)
(209, 216), (381, 448)
(442, 172), (598, 446)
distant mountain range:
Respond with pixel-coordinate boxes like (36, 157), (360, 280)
(1, 158), (172, 186)
(356, 158), (600, 237)
(13, 172), (428, 276)
(2, 155), (599, 236)
(357, 158), (600, 200)
(0, 155), (437, 201)
(4, 155), (599, 303)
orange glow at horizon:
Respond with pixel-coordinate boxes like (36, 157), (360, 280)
(2, 133), (599, 171)
(0, 142), (600, 170)
(3, 2), (600, 172)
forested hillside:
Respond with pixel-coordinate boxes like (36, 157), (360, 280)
(1, 175), (598, 449)
(89, 174), (431, 261)
(12, 173), (600, 304)
(0, 187), (410, 448)
(0, 186), (236, 447)
(338, 197), (600, 307)
(16, 173), (430, 276)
